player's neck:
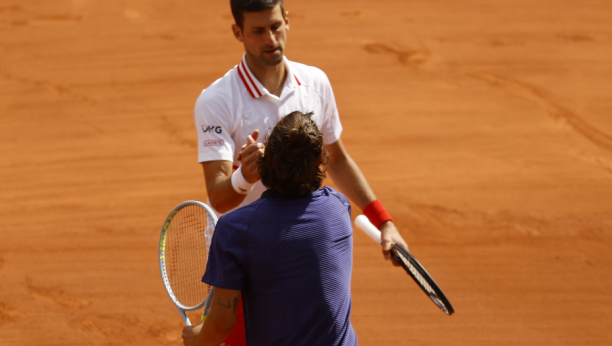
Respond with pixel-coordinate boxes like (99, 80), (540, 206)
(245, 54), (287, 97)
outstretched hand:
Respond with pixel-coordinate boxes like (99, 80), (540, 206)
(237, 130), (265, 183)
(380, 221), (408, 267)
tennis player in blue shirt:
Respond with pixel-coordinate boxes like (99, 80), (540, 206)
(182, 111), (357, 346)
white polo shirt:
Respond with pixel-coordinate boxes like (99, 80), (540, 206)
(194, 54), (343, 213)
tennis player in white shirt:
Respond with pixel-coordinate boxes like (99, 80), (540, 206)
(191, 1), (409, 345)
(195, 0), (407, 257)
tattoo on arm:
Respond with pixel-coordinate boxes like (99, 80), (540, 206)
(216, 297), (240, 314)
(216, 298), (230, 309)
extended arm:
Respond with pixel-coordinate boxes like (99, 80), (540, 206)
(182, 287), (241, 346)
(324, 139), (408, 262)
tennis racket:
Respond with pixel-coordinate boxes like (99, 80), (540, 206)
(355, 215), (454, 315)
(159, 201), (218, 325)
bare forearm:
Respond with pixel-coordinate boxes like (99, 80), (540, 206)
(183, 288), (240, 346)
(201, 162), (247, 213)
(207, 174), (248, 213)
(324, 139), (409, 260)
(326, 147), (376, 209)
(195, 316), (234, 346)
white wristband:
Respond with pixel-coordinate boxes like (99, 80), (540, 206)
(231, 165), (255, 195)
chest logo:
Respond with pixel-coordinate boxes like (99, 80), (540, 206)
(202, 125), (222, 134)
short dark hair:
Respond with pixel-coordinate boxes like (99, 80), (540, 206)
(230, 0), (284, 29)
(258, 111), (329, 198)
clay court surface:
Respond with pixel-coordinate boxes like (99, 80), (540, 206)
(1, 0), (612, 344)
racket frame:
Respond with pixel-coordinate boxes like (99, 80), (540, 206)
(389, 243), (454, 315)
(159, 200), (218, 325)
(354, 215), (454, 315)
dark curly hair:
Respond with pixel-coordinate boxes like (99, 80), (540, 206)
(258, 111), (329, 198)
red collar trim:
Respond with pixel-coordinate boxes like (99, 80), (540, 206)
(237, 59), (262, 99)
(284, 56), (301, 88)
(237, 56), (302, 98)
(237, 65), (256, 99)
(240, 61), (262, 98)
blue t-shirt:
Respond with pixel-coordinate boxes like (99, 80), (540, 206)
(202, 186), (358, 346)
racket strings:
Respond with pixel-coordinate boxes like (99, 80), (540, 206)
(204, 213), (215, 254)
(393, 248), (452, 314)
(165, 205), (209, 308)
(394, 250), (435, 294)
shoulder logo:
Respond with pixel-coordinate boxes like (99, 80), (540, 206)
(202, 125), (222, 134)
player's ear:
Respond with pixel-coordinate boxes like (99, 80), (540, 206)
(231, 23), (244, 42)
(284, 11), (290, 31)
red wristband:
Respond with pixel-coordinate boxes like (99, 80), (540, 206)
(362, 199), (393, 229)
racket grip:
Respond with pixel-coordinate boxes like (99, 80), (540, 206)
(355, 215), (382, 244)
(177, 306), (191, 326)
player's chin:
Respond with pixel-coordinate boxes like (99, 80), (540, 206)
(261, 49), (283, 66)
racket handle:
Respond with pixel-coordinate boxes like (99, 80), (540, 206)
(177, 306), (191, 326)
(355, 215), (381, 244)
(201, 287), (214, 324)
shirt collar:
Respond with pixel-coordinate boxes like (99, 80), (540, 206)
(237, 54), (264, 98)
(237, 54), (302, 99)
(261, 188), (308, 199)
(283, 56), (302, 90)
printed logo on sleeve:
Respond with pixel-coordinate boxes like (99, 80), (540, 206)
(202, 125), (223, 134)
(204, 139), (224, 147)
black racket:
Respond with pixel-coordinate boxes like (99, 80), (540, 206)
(355, 215), (454, 315)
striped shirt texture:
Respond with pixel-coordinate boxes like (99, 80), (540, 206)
(203, 186), (358, 346)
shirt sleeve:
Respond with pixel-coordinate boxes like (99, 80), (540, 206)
(194, 90), (236, 163)
(202, 215), (247, 290)
(319, 72), (343, 145)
